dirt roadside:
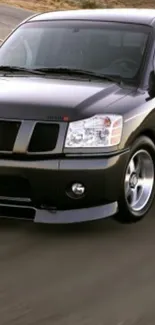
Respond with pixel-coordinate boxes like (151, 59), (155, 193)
(0, 0), (155, 12)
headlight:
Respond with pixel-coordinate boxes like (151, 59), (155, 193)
(65, 114), (123, 148)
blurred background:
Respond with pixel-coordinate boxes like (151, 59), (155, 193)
(1, 0), (155, 11)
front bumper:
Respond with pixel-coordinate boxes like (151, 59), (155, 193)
(0, 201), (118, 224)
(0, 150), (130, 224)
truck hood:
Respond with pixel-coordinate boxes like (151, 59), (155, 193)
(0, 76), (132, 121)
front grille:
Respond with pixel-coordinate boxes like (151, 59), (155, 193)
(28, 123), (59, 152)
(0, 175), (31, 200)
(0, 121), (20, 151)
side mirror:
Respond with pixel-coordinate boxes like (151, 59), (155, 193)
(148, 71), (155, 98)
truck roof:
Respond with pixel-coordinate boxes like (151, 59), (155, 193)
(29, 8), (155, 26)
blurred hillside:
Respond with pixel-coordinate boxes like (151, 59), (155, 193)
(1, 0), (155, 11)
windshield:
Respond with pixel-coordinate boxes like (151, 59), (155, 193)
(0, 20), (150, 80)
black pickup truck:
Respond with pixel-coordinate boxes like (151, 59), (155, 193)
(0, 8), (155, 224)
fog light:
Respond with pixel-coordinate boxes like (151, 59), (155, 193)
(71, 183), (85, 196)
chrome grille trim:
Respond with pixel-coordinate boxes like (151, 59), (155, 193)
(13, 121), (36, 154)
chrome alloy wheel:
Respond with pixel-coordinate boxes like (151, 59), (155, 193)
(124, 149), (154, 213)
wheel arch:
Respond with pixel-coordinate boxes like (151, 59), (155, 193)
(129, 129), (155, 148)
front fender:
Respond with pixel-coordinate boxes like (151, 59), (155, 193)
(119, 97), (155, 149)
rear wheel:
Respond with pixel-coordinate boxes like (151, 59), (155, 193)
(117, 136), (155, 223)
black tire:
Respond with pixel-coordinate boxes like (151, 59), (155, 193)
(116, 136), (155, 224)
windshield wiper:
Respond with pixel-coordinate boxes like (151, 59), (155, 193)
(0, 66), (122, 83)
(0, 66), (45, 75)
(33, 67), (122, 83)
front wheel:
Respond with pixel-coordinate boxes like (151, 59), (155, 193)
(117, 136), (155, 223)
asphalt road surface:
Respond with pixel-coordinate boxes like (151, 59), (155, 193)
(0, 4), (33, 39)
(0, 4), (155, 325)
